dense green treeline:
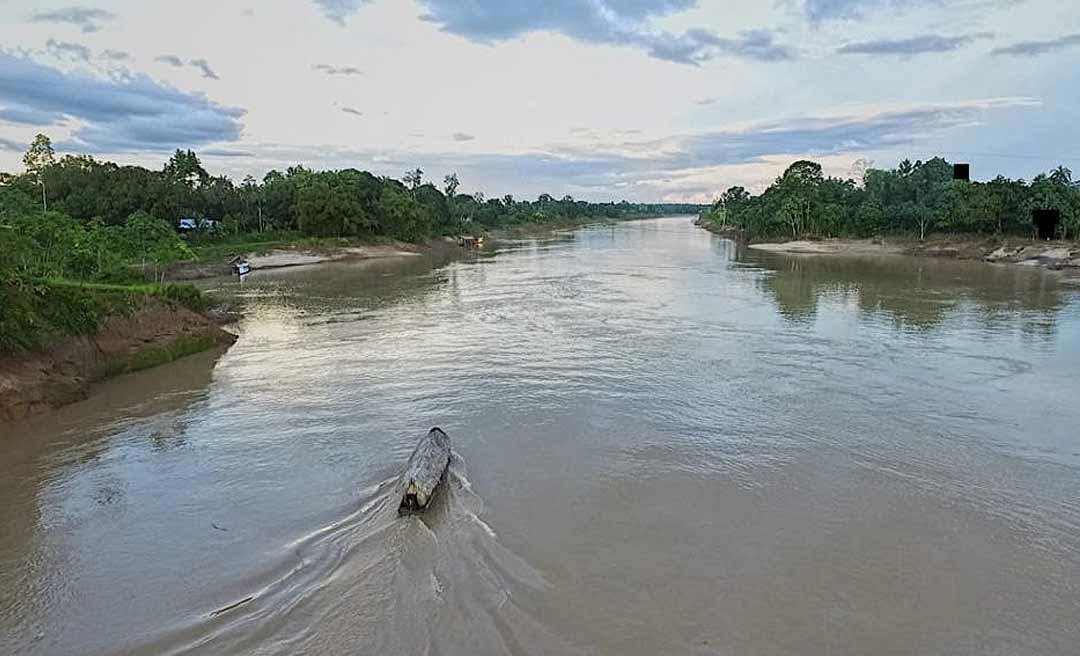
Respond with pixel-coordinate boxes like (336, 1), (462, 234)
(701, 158), (1080, 241)
(3, 134), (699, 242)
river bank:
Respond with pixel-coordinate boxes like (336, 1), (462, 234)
(167, 236), (463, 281)
(2, 235), (480, 425)
(2, 234), (487, 425)
(171, 216), (679, 281)
(0, 297), (236, 425)
(695, 218), (1080, 269)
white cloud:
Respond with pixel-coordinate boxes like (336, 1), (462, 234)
(0, 0), (1074, 199)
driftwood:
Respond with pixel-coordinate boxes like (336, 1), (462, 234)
(398, 428), (451, 514)
(210, 596), (253, 618)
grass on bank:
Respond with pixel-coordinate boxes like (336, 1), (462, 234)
(41, 278), (209, 311)
(0, 278), (209, 355)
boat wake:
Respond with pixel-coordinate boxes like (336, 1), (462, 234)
(132, 453), (577, 655)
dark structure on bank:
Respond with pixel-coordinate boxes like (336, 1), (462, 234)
(1033, 209), (1061, 240)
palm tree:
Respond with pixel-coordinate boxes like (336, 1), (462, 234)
(1049, 166), (1072, 186)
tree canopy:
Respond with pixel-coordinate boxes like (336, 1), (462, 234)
(702, 158), (1080, 240)
(2, 140), (701, 245)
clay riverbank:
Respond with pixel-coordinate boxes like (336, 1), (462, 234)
(0, 299), (236, 425)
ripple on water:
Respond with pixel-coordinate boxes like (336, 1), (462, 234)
(4, 218), (1080, 655)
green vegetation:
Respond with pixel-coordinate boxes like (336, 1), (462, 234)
(2, 138), (215, 354)
(1, 133), (700, 354)
(0, 193), (204, 354)
(7, 134), (698, 240)
(700, 158), (1080, 241)
(1, 281), (112, 353)
(0, 280), (215, 370)
(0, 278), (207, 354)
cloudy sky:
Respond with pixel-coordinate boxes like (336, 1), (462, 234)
(1, 1), (1078, 201)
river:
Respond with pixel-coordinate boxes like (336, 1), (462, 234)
(2, 216), (1079, 655)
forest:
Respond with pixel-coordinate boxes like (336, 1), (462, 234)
(4, 134), (699, 241)
(700, 158), (1080, 241)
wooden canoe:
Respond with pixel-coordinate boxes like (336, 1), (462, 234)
(398, 427), (451, 514)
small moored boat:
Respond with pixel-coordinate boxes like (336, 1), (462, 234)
(230, 256), (252, 276)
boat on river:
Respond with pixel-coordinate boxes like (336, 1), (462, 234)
(398, 427), (452, 514)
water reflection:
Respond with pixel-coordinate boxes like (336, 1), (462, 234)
(749, 249), (1068, 337)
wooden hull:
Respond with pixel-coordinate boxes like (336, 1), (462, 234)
(398, 428), (451, 514)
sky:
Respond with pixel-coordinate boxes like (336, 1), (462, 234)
(1, 0), (1078, 202)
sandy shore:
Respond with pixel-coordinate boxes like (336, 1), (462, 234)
(696, 218), (1080, 270)
(247, 245), (420, 270)
(168, 239), (453, 281)
(749, 240), (904, 255)
(748, 238), (1080, 268)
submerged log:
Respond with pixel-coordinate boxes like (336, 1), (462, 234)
(398, 428), (451, 514)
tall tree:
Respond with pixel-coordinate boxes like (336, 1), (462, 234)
(163, 149), (208, 188)
(1049, 166), (1073, 186)
(778, 160), (823, 236)
(23, 133), (55, 213)
(404, 168), (424, 192)
(714, 185), (750, 226)
(443, 173), (459, 198)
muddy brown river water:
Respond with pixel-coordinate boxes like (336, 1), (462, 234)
(2, 216), (1079, 655)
